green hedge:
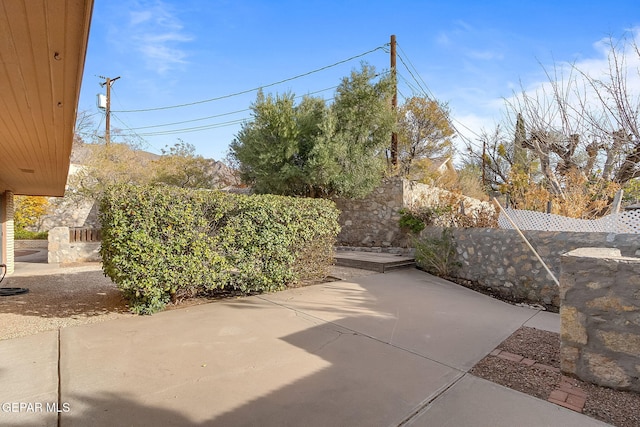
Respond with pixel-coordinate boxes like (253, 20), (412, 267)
(99, 185), (340, 314)
(14, 229), (48, 240)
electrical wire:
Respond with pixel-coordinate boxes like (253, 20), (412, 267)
(92, 49), (390, 140)
(396, 43), (484, 149)
(108, 71), (392, 137)
(113, 45), (389, 113)
(121, 85), (339, 131)
(397, 44), (438, 100)
(111, 114), (157, 149)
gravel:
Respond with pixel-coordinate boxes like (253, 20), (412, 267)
(471, 326), (640, 427)
(0, 266), (133, 340)
(0, 264), (377, 340)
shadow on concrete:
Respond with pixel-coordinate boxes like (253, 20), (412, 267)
(1, 393), (197, 427)
(57, 317), (459, 427)
(206, 320), (460, 426)
(54, 270), (539, 426)
(14, 248), (48, 264)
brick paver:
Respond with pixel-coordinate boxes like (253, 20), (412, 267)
(488, 348), (588, 413)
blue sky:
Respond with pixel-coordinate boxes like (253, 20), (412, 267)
(77, 0), (640, 161)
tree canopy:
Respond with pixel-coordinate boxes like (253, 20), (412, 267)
(465, 32), (640, 218)
(152, 141), (216, 189)
(229, 64), (395, 198)
(395, 96), (455, 179)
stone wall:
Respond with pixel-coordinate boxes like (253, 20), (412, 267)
(334, 177), (492, 248)
(37, 198), (99, 231)
(48, 227), (101, 264)
(560, 248), (640, 392)
(402, 179), (490, 216)
(334, 178), (406, 247)
(421, 227), (640, 309)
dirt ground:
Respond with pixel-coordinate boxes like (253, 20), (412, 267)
(0, 264), (376, 340)
(471, 327), (640, 427)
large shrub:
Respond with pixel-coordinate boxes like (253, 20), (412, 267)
(99, 185), (340, 314)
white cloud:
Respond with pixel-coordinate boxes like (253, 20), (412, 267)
(497, 27), (640, 138)
(117, 1), (194, 74)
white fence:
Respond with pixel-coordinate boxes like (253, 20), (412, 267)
(498, 208), (640, 234)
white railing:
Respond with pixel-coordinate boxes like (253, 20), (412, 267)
(498, 208), (640, 234)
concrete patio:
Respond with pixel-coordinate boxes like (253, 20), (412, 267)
(0, 267), (610, 426)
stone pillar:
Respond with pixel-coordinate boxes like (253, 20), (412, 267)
(560, 247), (640, 392)
(48, 226), (70, 264)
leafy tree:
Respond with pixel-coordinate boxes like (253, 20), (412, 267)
(396, 97), (455, 179)
(230, 92), (325, 196)
(229, 64), (395, 198)
(152, 141), (215, 189)
(14, 196), (49, 231)
(67, 141), (153, 201)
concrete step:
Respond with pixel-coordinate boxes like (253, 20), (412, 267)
(334, 251), (416, 273)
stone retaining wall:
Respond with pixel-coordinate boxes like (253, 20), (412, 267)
(421, 227), (640, 308)
(334, 178), (406, 247)
(48, 227), (101, 264)
(560, 248), (640, 392)
(334, 177), (492, 248)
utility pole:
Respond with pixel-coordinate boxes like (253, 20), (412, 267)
(99, 75), (120, 145)
(390, 34), (398, 168)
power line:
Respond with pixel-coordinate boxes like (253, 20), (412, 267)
(113, 45), (388, 113)
(397, 43), (438, 101)
(100, 50), (390, 141)
(109, 72), (393, 137)
(395, 43), (484, 149)
(135, 118), (249, 137)
(110, 113), (156, 149)
(120, 85), (339, 131)
(397, 72), (423, 96)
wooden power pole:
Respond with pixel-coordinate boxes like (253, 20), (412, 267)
(99, 75), (120, 145)
(390, 34), (398, 168)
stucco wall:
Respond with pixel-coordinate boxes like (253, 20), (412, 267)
(2, 191), (15, 274)
(560, 248), (640, 392)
